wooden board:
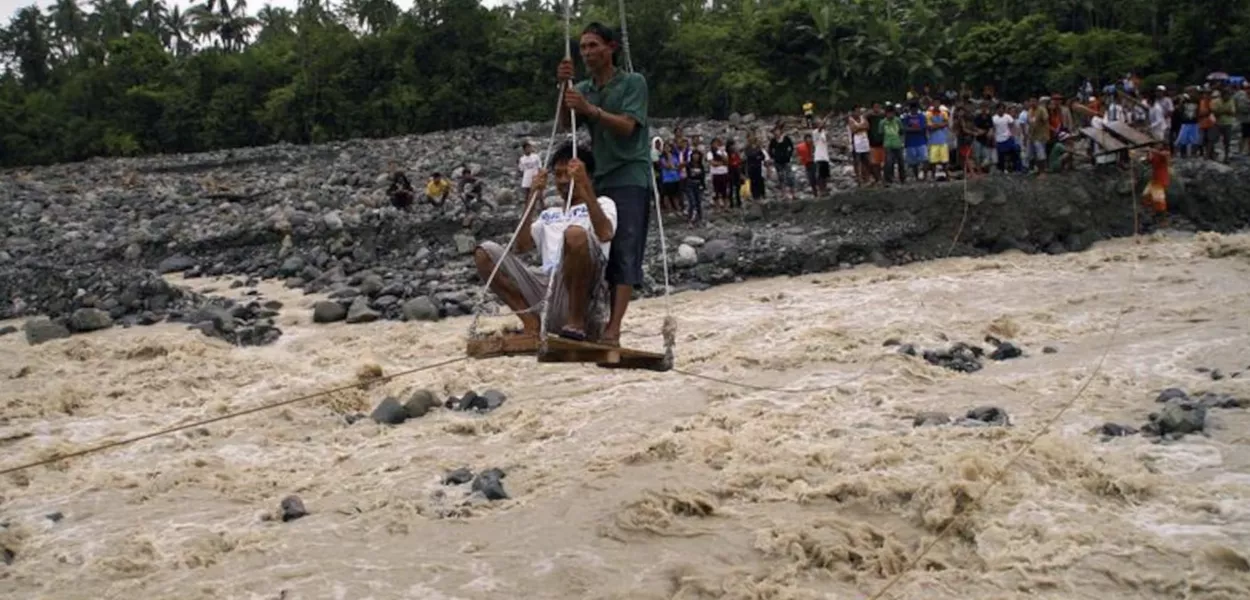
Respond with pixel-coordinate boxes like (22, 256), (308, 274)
(1080, 127), (1127, 153)
(466, 333), (670, 371)
(1103, 120), (1157, 146)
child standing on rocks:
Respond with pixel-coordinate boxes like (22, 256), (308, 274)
(1142, 142), (1171, 228)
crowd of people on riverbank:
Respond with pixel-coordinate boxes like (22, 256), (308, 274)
(499, 74), (1235, 226)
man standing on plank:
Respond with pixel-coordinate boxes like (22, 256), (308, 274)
(557, 22), (650, 348)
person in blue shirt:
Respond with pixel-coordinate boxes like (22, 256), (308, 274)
(903, 103), (929, 181)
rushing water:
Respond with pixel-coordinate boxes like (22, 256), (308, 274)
(2, 232), (1250, 600)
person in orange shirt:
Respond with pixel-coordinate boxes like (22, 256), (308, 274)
(1198, 89), (1215, 158)
(796, 134), (816, 196)
(1142, 142), (1171, 228)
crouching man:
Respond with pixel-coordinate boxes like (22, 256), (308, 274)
(474, 142), (615, 342)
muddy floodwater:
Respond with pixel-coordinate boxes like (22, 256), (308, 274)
(2, 232), (1250, 600)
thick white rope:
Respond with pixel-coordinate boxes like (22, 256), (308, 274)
(617, 3), (675, 363)
(466, 86), (565, 338)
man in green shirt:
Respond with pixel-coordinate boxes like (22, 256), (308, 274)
(878, 104), (905, 185)
(1210, 90), (1236, 162)
(557, 22), (650, 347)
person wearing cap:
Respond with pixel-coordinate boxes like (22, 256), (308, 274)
(518, 141), (541, 205)
(1176, 92), (1202, 157)
(557, 21), (651, 347)
(1049, 131), (1075, 173)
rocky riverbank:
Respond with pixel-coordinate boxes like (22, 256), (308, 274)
(3, 117), (1250, 345)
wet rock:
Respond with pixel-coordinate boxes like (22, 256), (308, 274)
(344, 297), (380, 324)
(312, 300), (347, 323)
(2, 546), (13, 565)
(402, 297), (441, 322)
(443, 468), (474, 485)
(0, 325), (17, 337)
(68, 307), (113, 332)
(965, 405), (1010, 426)
(157, 254), (196, 273)
(1155, 388), (1189, 403)
(1211, 369), (1225, 381)
(1097, 422), (1138, 437)
(344, 412), (367, 425)
(1197, 392), (1248, 409)
(471, 468), (508, 500)
(45, 511), (64, 522)
(1144, 400), (1207, 437)
(896, 343), (918, 357)
(1042, 346), (1058, 354)
(882, 338), (901, 347)
(402, 388), (441, 419)
(922, 342), (983, 373)
(913, 411), (952, 427)
(988, 341), (1023, 361)
(280, 495), (308, 522)
(369, 397), (407, 424)
(674, 244), (698, 268)
(24, 317), (70, 345)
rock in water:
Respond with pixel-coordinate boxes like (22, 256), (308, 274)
(345, 297), (380, 324)
(988, 341), (1023, 361)
(480, 389), (508, 411)
(312, 301), (347, 323)
(0, 325), (18, 337)
(402, 297), (441, 322)
(157, 255), (196, 274)
(1098, 422), (1139, 437)
(1147, 400), (1207, 437)
(471, 468), (508, 500)
(24, 318), (70, 345)
(1155, 388), (1189, 403)
(913, 411), (952, 427)
(370, 397), (408, 424)
(402, 388), (440, 419)
(965, 405), (1011, 426)
(69, 308), (113, 332)
(443, 468), (474, 485)
(280, 495), (308, 522)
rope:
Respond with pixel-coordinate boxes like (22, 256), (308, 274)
(0, 356), (467, 477)
(617, 0), (634, 73)
(865, 158), (1144, 600)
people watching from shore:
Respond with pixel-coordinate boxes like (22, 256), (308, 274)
(425, 172), (451, 206)
(519, 141), (541, 204)
(388, 171), (415, 210)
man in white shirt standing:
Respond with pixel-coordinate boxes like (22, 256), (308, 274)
(812, 117), (831, 196)
(991, 104), (1020, 173)
(518, 141), (541, 205)
(476, 143), (617, 342)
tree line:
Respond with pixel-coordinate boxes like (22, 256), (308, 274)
(2, 0), (1248, 167)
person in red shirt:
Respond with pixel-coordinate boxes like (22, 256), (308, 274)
(1142, 142), (1171, 227)
(796, 134), (815, 196)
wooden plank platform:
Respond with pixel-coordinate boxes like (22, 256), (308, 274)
(1080, 127), (1127, 153)
(466, 333), (670, 371)
(1103, 120), (1157, 146)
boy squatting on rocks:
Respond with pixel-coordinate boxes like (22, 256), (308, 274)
(474, 143), (615, 343)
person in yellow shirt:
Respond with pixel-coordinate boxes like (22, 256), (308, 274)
(425, 172), (451, 206)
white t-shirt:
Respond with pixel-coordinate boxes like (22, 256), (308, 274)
(992, 114), (1015, 142)
(709, 149), (729, 176)
(813, 129), (830, 161)
(531, 197), (618, 275)
(519, 152), (541, 188)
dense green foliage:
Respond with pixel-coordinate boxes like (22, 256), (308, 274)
(2, 0), (1248, 166)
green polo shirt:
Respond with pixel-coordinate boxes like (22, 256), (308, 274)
(575, 70), (651, 190)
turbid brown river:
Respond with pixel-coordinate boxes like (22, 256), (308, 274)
(2, 231), (1250, 600)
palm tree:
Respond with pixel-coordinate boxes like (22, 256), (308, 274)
(345, 0), (399, 34)
(134, 0), (169, 37)
(46, 0), (89, 62)
(190, 0), (259, 51)
(256, 5), (295, 41)
(164, 6), (193, 55)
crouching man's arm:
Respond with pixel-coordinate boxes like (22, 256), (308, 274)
(568, 158), (613, 243)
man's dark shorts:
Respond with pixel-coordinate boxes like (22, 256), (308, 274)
(600, 185), (650, 288)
